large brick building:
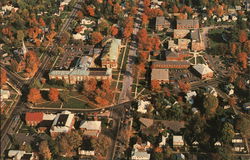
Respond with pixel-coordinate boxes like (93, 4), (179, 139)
(155, 16), (171, 31)
(176, 19), (199, 29)
(192, 64), (213, 79)
(191, 29), (205, 51)
(152, 61), (190, 69)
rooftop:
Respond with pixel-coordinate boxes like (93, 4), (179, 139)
(177, 19), (199, 28)
(156, 16), (166, 25)
(80, 121), (102, 130)
(191, 29), (201, 41)
(151, 68), (169, 81)
(192, 64), (213, 75)
(102, 38), (121, 60)
(25, 112), (44, 122)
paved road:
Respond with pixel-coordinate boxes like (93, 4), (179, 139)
(110, 0), (144, 159)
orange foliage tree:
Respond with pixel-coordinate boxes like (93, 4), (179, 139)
(84, 79), (97, 92)
(27, 88), (42, 104)
(110, 26), (119, 36)
(123, 16), (134, 39)
(178, 80), (190, 92)
(137, 63), (146, 74)
(173, 5), (179, 13)
(151, 80), (161, 91)
(91, 32), (103, 45)
(101, 79), (111, 91)
(239, 30), (248, 43)
(0, 68), (7, 87)
(141, 13), (149, 26)
(238, 52), (248, 69)
(87, 6), (95, 16)
(95, 96), (109, 106)
(76, 11), (83, 19)
(25, 51), (40, 77)
(144, 8), (163, 19)
(215, 5), (224, 17)
(230, 43), (237, 55)
(75, 26), (83, 33)
(39, 18), (46, 27)
(49, 88), (59, 102)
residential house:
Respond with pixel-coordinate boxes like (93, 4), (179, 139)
(192, 64), (213, 79)
(50, 111), (75, 138)
(159, 135), (168, 147)
(225, 84), (234, 95)
(232, 133), (246, 153)
(101, 38), (122, 68)
(191, 29), (205, 51)
(0, 89), (10, 101)
(214, 141), (222, 147)
(152, 61), (190, 69)
(131, 142), (151, 160)
(151, 69), (169, 84)
(243, 102), (250, 112)
(79, 121), (102, 137)
(173, 135), (184, 147)
(8, 150), (35, 160)
(155, 16), (171, 31)
(173, 29), (190, 39)
(25, 112), (44, 126)
(176, 19), (199, 29)
(137, 100), (151, 114)
(185, 91), (197, 104)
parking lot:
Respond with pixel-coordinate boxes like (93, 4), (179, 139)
(169, 68), (200, 83)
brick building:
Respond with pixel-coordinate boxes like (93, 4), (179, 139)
(192, 64), (213, 79)
(25, 112), (44, 126)
(173, 29), (190, 39)
(191, 29), (205, 51)
(176, 19), (199, 29)
(152, 61), (190, 69)
(155, 16), (171, 31)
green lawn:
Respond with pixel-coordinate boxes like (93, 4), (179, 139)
(63, 98), (92, 109)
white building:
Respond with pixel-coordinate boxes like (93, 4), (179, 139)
(79, 121), (102, 137)
(159, 135), (168, 147)
(50, 111), (75, 137)
(8, 150), (35, 160)
(131, 142), (151, 160)
(0, 89), (10, 101)
(173, 135), (184, 147)
(192, 64), (214, 79)
(137, 100), (151, 114)
(185, 91), (197, 104)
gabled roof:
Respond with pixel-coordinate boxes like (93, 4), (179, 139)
(139, 118), (154, 128)
(192, 64), (213, 75)
(80, 121), (102, 130)
(25, 112), (44, 122)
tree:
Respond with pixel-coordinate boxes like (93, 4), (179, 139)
(123, 16), (134, 38)
(228, 96), (237, 106)
(101, 79), (111, 91)
(141, 13), (149, 26)
(91, 32), (103, 45)
(39, 17), (46, 27)
(25, 51), (40, 77)
(215, 5), (224, 17)
(230, 43), (237, 55)
(220, 122), (235, 144)
(27, 88), (42, 103)
(39, 141), (52, 160)
(237, 52), (248, 69)
(137, 63), (146, 75)
(49, 88), (59, 102)
(83, 79), (97, 92)
(235, 116), (250, 137)
(0, 68), (7, 87)
(76, 11), (83, 19)
(110, 26), (118, 36)
(173, 5), (179, 13)
(151, 80), (161, 91)
(178, 80), (190, 93)
(95, 96), (109, 106)
(239, 30), (248, 43)
(58, 136), (73, 157)
(203, 94), (219, 114)
(87, 6), (95, 16)
(17, 30), (25, 42)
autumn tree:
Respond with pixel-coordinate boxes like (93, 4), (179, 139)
(83, 79), (97, 92)
(237, 52), (248, 69)
(39, 141), (51, 160)
(49, 88), (59, 102)
(76, 11), (83, 19)
(39, 17), (46, 27)
(235, 116), (250, 137)
(25, 51), (40, 77)
(87, 6), (95, 16)
(137, 63), (146, 75)
(0, 68), (7, 87)
(151, 80), (161, 91)
(101, 79), (111, 91)
(95, 96), (109, 106)
(91, 32), (103, 45)
(75, 26), (83, 33)
(172, 5), (179, 13)
(215, 5), (224, 17)
(141, 13), (149, 26)
(228, 96), (237, 106)
(123, 16), (134, 38)
(220, 122), (235, 144)
(27, 88), (42, 104)
(239, 30), (248, 43)
(178, 80), (190, 92)
(110, 26), (118, 36)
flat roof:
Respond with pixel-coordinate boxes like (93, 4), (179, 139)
(80, 121), (101, 130)
(151, 68), (169, 81)
(55, 114), (69, 126)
